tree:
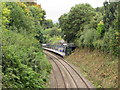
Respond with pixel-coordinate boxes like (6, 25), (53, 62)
(59, 4), (95, 42)
(43, 19), (54, 29)
(102, 1), (119, 56)
(2, 2), (51, 88)
(96, 6), (104, 15)
(28, 6), (45, 25)
(6, 2), (34, 34)
(28, 6), (46, 43)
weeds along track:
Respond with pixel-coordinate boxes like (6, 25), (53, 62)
(44, 50), (94, 89)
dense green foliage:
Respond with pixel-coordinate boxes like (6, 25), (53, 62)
(2, 31), (51, 88)
(43, 19), (54, 29)
(59, 4), (97, 42)
(102, 2), (119, 56)
(1, 2), (51, 88)
(59, 2), (120, 57)
(42, 20), (62, 44)
(43, 26), (62, 44)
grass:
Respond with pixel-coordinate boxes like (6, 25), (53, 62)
(65, 48), (118, 88)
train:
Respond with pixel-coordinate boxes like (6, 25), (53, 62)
(42, 43), (76, 55)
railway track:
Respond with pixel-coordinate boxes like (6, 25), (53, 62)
(44, 50), (95, 89)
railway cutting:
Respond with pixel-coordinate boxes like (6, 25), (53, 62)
(44, 50), (95, 89)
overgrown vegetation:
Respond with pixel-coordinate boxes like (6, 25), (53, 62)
(42, 19), (62, 44)
(1, 2), (51, 88)
(66, 48), (118, 88)
(1, 1), (119, 88)
(59, 2), (120, 57)
(59, 1), (119, 88)
(43, 24), (62, 44)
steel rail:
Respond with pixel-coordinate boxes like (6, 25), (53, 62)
(47, 54), (67, 88)
(45, 50), (91, 89)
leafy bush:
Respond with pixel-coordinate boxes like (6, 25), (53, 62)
(74, 36), (84, 47)
(75, 29), (95, 48)
(82, 29), (95, 47)
(2, 30), (51, 88)
(102, 28), (119, 56)
(1, 2), (52, 88)
(96, 21), (105, 38)
(93, 40), (103, 49)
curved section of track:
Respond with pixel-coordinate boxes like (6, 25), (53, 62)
(44, 50), (95, 89)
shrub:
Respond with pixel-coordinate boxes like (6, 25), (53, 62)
(93, 39), (103, 49)
(102, 28), (119, 56)
(2, 30), (51, 88)
(83, 29), (95, 47)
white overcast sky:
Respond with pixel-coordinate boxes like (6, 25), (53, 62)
(37, 0), (107, 22)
